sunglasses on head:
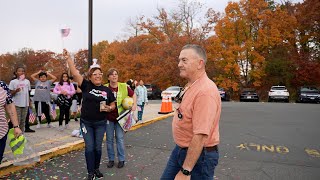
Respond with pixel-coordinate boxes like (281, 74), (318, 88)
(174, 88), (186, 103)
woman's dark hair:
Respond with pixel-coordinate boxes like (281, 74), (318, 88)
(38, 72), (47, 78)
(15, 66), (25, 73)
(59, 73), (70, 85)
(13, 66), (25, 79)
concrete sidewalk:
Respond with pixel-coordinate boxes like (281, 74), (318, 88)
(0, 103), (174, 177)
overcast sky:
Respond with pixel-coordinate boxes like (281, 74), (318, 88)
(0, 0), (302, 54)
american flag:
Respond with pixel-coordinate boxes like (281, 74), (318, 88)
(41, 113), (46, 121)
(29, 108), (36, 123)
(61, 28), (70, 37)
(51, 104), (57, 119)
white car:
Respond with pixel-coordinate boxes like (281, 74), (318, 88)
(268, 86), (289, 102)
(161, 86), (182, 99)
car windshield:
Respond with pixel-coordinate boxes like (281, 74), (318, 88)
(166, 87), (180, 91)
(271, 87), (286, 90)
(301, 87), (319, 93)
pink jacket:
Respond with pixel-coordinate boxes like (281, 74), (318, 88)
(53, 82), (75, 99)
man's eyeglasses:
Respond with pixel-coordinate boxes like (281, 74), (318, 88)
(174, 88), (186, 120)
(174, 88), (186, 103)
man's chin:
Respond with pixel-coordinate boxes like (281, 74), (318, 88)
(179, 72), (186, 78)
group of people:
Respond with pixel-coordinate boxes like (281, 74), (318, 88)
(0, 44), (221, 180)
(64, 49), (150, 180)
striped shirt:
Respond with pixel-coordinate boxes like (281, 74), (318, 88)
(0, 81), (13, 139)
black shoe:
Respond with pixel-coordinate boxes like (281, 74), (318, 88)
(75, 118), (78, 121)
(117, 161), (125, 168)
(87, 173), (95, 180)
(94, 169), (103, 179)
(107, 161), (114, 168)
(25, 129), (35, 133)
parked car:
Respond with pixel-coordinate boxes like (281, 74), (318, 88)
(218, 88), (230, 101)
(161, 86), (182, 99)
(240, 88), (259, 102)
(268, 85), (289, 102)
(145, 84), (162, 99)
(296, 86), (320, 103)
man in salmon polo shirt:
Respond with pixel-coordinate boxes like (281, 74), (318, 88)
(161, 44), (221, 180)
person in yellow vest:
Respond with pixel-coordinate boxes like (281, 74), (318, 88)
(105, 68), (137, 169)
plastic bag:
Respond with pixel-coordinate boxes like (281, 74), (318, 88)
(117, 111), (136, 132)
(8, 128), (40, 166)
(71, 128), (83, 138)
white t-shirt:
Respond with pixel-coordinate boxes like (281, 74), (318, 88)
(9, 79), (30, 107)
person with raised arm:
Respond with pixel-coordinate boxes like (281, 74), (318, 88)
(30, 70), (57, 128)
(64, 49), (116, 180)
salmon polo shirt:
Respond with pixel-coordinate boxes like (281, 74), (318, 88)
(172, 73), (221, 148)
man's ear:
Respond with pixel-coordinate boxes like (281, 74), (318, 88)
(197, 59), (204, 69)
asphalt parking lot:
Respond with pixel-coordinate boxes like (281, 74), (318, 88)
(3, 101), (320, 180)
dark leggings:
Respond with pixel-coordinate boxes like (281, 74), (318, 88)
(25, 107), (31, 130)
(58, 105), (70, 126)
(34, 101), (51, 124)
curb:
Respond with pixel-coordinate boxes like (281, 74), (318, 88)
(0, 113), (174, 177)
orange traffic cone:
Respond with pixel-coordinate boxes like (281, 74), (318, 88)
(158, 94), (173, 114)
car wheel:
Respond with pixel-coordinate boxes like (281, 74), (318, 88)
(268, 97), (272, 102)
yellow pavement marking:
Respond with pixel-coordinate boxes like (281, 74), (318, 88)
(237, 142), (289, 154)
(0, 113), (174, 177)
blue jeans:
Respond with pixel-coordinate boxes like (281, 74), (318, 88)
(106, 120), (125, 161)
(161, 145), (219, 180)
(80, 119), (106, 174)
(0, 133), (8, 164)
(137, 102), (145, 121)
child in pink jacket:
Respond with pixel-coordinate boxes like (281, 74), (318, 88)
(53, 73), (75, 130)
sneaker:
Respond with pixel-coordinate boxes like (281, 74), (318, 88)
(117, 161), (125, 168)
(65, 124), (69, 129)
(58, 126), (64, 131)
(87, 173), (95, 180)
(36, 124), (41, 129)
(94, 169), (103, 179)
(25, 128), (35, 133)
(47, 124), (55, 128)
(107, 161), (114, 168)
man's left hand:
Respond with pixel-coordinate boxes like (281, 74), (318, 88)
(174, 171), (191, 180)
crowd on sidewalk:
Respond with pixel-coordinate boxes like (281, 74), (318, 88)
(0, 54), (149, 180)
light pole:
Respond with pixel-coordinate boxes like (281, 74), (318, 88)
(88, 0), (93, 67)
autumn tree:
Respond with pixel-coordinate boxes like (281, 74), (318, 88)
(207, 0), (297, 95)
(291, 0), (320, 87)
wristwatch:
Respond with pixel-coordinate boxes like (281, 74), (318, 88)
(180, 167), (191, 176)
(13, 125), (20, 128)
